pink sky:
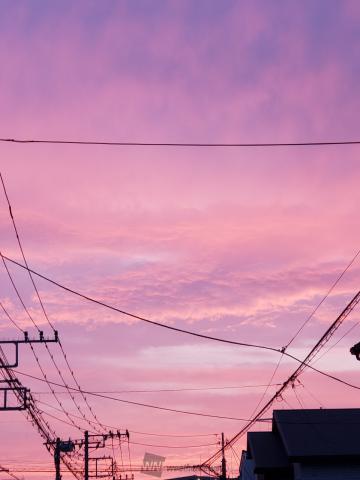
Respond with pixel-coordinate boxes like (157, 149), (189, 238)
(1, 1), (360, 478)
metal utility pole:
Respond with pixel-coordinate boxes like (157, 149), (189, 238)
(220, 433), (226, 480)
(85, 430), (89, 480)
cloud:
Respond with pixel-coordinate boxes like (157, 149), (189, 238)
(1, 2), (360, 474)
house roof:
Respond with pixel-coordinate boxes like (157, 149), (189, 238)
(247, 431), (290, 473)
(273, 408), (360, 460)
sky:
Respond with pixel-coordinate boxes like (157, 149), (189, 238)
(1, 0), (360, 478)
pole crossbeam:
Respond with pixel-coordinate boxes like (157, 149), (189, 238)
(0, 385), (28, 410)
(89, 456), (115, 479)
(0, 331), (59, 368)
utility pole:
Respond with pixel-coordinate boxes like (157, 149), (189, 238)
(0, 332), (58, 410)
(83, 430), (129, 479)
(45, 438), (75, 480)
(220, 433), (226, 480)
(85, 430), (89, 480)
(55, 438), (61, 480)
(50, 430), (129, 480)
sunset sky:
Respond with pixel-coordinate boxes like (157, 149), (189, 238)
(1, 1), (360, 479)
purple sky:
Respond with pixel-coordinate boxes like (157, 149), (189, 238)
(1, 1), (360, 478)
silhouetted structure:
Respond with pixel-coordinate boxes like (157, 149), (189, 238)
(350, 341), (360, 360)
(239, 408), (360, 479)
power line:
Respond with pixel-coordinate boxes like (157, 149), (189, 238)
(14, 369), (272, 422)
(0, 171), (107, 435)
(15, 350), (360, 419)
(0, 172), (55, 330)
(201, 288), (360, 469)
(1, 137), (360, 148)
(248, 352), (284, 420)
(297, 379), (324, 408)
(36, 399), (220, 438)
(285, 248), (360, 348)
(128, 430), (217, 438)
(0, 254), (295, 357)
(0, 260), (98, 434)
(0, 300), (24, 333)
(32, 382), (282, 395)
(0, 347), (82, 480)
(3, 253), (359, 385)
(38, 408), (95, 434)
(0, 289), (86, 434)
(249, 246), (360, 429)
(129, 440), (220, 449)
(0, 464), (23, 480)
(312, 320), (360, 365)
(291, 382), (305, 409)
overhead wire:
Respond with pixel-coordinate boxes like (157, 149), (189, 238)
(36, 399), (221, 439)
(0, 293), (85, 433)
(0, 300), (24, 333)
(232, 245), (360, 476)
(48, 409), (220, 438)
(247, 248), (360, 431)
(38, 408), (96, 434)
(15, 368), (273, 422)
(0, 263), (98, 434)
(1, 137), (360, 148)
(0, 253), (286, 357)
(0, 251), (350, 381)
(285, 248), (360, 348)
(0, 346), (82, 479)
(201, 289), (360, 469)
(31, 382), (282, 395)
(247, 352), (284, 421)
(128, 440), (219, 449)
(4, 253), (360, 386)
(15, 354), (360, 413)
(3, 243), (360, 468)
(126, 430), (217, 438)
(312, 320), (360, 365)
(0, 464), (23, 480)
(0, 171), (108, 434)
(291, 382), (305, 409)
(199, 249), (360, 470)
(1, 160), (360, 472)
(297, 379), (324, 408)
(2, 288), (239, 438)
